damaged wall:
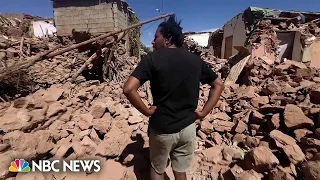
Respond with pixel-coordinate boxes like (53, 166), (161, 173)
(53, 0), (128, 36)
(221, 13), (247, 59)
(302, 40), (320, 68)
(292, 31), (303, 61)
(31, 20), (57, 38)
(184, 32), (211, 47)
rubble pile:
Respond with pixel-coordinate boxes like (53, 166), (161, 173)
(0, 13), (45, 37)
(193, 58), (320, 179)
(184, 36), (228, 73)
(0, 79), (152, 179)
(0, 34), (139, 101)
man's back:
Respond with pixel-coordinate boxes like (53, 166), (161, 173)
(131, 48), (217, 134)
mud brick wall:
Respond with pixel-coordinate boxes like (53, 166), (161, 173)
(53, 0), (128, 36)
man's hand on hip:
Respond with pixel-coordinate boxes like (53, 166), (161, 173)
(146, 106), (157, 117)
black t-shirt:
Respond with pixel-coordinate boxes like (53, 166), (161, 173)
(131, 48), (218, 134)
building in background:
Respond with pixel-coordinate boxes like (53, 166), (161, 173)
(209, 7), (320, 68)
(52, 0), (129, 36)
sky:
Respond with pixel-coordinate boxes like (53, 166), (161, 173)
(1, 0), (320, 46)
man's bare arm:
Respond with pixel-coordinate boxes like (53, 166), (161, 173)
(196, 78), (224, 118)
(123, 77), (156, 117)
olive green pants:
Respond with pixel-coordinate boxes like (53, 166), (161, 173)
(149, 123), (196, 174)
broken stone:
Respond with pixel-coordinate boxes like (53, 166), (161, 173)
(74, 114), (93, 130)
(54, 144), (72, 159)
(95, 126), (131, 158)
(90, 101), (107, 119)
(269, 166), (295, 180)
(0, 109), (34, 132)
(213, 112), (231, 121)
(93, 115), (112, 134)
(223, 164), (244, 179)
(47, 102), (66, 118)
(222, 146), (245, 160)
(233, 120), (248, 133)
(237, 170), (261, 180)
(197, 130), (207, 140)
(114, 103), (129, 120)
(200, 120), (214, 133)
(128, 115), (143, 125)
(80, 136), (98, 155)
(212, 132), (222, 145)
(263, 82), (281, 95)
(89, 129), (102, 145)
(233, 134), (247, 145)
(43, 85), (65, 103)
(270, 130), (305, 164)
(267, 113), (280, 131)
(284, 104), (314, 129)
(241, 110), (252, 123)
(240, 136), (260, 149)
(251, 96), (269, 108)
(235, 86), (258, 99)
(294, 129), (313, 142)
(251, 110), (265, 124)
(3, 130), (54, 160)
(212, 120), (234, 132)
(79, 129), (91, 139)
(243, 146), (279, 172)
(249, 124), (260, 131)
(201, 145), (223, 164)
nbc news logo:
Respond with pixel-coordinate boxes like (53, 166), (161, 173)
(9, 159), (101, 173)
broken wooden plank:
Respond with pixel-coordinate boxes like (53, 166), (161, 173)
(71, 47), (108, 82)
(102, 31), (127, 81)
(224, 55), (251, 86)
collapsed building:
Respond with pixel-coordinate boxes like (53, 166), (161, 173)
(0, 13), (56, 38)
(209, 7), (320, 68)
(52, 0), (139, 56)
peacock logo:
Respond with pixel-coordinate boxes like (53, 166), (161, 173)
(9, 159), (31, 172)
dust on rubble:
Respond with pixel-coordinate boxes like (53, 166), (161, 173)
(0, 18), (320, 180)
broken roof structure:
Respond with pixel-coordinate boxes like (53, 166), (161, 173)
(209, 6), (320, 68)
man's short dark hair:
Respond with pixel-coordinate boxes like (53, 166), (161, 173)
(158, 15), (184, 48)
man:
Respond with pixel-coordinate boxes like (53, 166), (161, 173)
(123, 15), (224, 180)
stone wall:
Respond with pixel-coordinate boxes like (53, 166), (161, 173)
(53, 0), (128, 36)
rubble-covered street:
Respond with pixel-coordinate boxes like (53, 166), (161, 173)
(0, 3), (320, 180)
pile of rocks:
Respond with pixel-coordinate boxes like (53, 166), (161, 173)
(193, 58), (320, 179)
(184, 36), (228, 73)
(0, 79), (152, 179)
(0, 13), (46, 37)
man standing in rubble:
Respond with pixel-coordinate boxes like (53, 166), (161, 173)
(123, 15), (224, 180)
